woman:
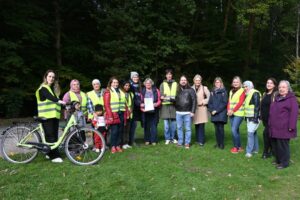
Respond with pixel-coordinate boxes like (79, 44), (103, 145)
(260, 78), (277, 159)
(122, 80), (134, 149)
(104, 77), (126, 153)
(140, 78), (161, 145)
(192, 74), (210, 146)
(227, 76), (246, 153)
(175, 75), (197, 149)
(129, 72), (142, 146)
(35, 70), (65, 163)
(63, 79), (88, 118)
(269, 80), (298, 169)
(207, 77), (228, 149)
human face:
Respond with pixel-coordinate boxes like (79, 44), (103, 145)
(111, 79), (119, 89)
(243, 85), (250, 93)
(180, 76), (187, 86)
(71, 81), (80, 91)
(194, 78), (201, 87)
(132, 76), (139, 83)
(123, 83), (130, 92)
(214, 80), (221, 89)
(266, 80), (275, 92)
(166, 72), (173, 81)
(145, 81), (152, 89)
(75, 103), (81, 111)
(46, 72), (55, 85)
(278, 82), (289, 96)
(93, 83), (100, 91)
(95, 110), (103, 116)
(232, 79), (241, 88)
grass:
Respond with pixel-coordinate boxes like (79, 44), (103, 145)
(0, 120), (300, 200)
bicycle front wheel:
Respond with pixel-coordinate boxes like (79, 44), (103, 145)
(1, 126), (40, 164)
(64, 127), (106, 165)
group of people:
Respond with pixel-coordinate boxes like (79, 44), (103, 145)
(36, 69), (298, 169)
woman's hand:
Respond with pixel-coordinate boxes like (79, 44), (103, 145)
(58, 100), (66, 105)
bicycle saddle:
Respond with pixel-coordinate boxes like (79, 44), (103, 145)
(33, 116), (47, 122)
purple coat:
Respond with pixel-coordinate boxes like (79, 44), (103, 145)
(269, 92), (298, 139)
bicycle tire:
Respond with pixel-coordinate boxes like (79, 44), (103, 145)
(1, 126), (40, 164)
(64, 127), (106, 165)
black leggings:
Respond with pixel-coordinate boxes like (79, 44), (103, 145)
(42, 118), (61, 159)
(213, 122), (225, 146)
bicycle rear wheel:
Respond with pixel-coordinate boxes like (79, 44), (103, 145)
(1, 126), (40, 164)
(64, 127), (106, 165)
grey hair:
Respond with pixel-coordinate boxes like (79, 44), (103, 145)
(279, 80), (293, 92)
(193, 74), (202, 82)
(143, 78), (154, 86)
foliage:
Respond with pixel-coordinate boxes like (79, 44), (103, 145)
(283, 56), (300, 102)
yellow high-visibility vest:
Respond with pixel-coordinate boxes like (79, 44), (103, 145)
(70, 91), (87, 114)
(229, 88), (245, 117)
(87, 90), (104, 119)
(36, 85), (61, 119)
(110, 89), (126, 112)
(125, 92), (134, 119)
(244, 89), (261, 117)
(162, 82), (177, 105)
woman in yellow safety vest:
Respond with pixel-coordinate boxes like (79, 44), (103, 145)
(35, 70), (65, 163)
(103, 77), (127, 154)
(227, 76), (246, 154)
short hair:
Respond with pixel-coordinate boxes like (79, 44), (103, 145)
(279, 80), (293, 92)
(193, 74), (202, 82)
(165, 68), (173, 75)
(94, 104), (104, 111)
(143, 78), (154, 86)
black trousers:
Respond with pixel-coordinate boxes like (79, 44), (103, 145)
(213, 122), (225, 146)
(262, 121), (272, 155)
(271, 138), (290, 167)
(42, 118), (61, 159)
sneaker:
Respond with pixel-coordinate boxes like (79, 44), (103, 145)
(230, 147), (239, 154)
(111, 146), (117, 154)
(245, 153), (252, 158)
(95, 148), (100, 153)
(252, 151), (258, 154)
(116, 146), (123, 153)
(122, 144), (128, 149)
(45, 155), (50, 160)
(51, 157), (63, 163)
(199, 143), (204, 147)
(185, 144), (190, 149)
(126, 144), (132, 149)
(152, 142), (157, 146)
(172, 139), (178, 144)
(238, 147), (244, 152)
(177, 144), (183, 147)
(165, 140), (170, 145)
(145, 142), (150, 145)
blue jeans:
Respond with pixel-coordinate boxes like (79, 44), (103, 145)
(195, 123), (205, 144)
(246, 119), (260, 154)
(176, 113), (192, 145)
(110, 112), (124, 147)
(229, 116), (244, 148)
(164, 119), (176, 141)
(144, 113), (158, 143)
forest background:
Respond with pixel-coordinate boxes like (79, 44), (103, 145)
(1, 0), (300, 117)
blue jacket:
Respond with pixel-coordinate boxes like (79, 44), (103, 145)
(208, 88), (228, 123)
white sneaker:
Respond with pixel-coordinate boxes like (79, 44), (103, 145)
(173, 139), (178, 144)
(165, 140), (170, 145)
(126, 144), (132, 148)
(95, 148), (100, 153)
(122, 145), (128, 149)
(245, 153), (252, 158)
(45, 155), (50, 160)
(51, 157), (63, 163)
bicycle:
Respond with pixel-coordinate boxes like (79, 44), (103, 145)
(1, 103), (106, 165)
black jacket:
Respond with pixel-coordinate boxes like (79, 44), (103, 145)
(175, 86), (197, 113)
(207, 88), (228, 123)
(247, 91), (260, 122)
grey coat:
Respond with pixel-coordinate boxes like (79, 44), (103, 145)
(159, 80), (177, 119)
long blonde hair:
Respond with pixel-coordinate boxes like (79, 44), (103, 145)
(42, 69), (61, 97)
(213, 77), (224, 90)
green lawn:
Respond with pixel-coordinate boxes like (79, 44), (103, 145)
(1, 121), (299, 200)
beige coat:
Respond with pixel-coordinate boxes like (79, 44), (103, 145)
(192, 85), (210, 124)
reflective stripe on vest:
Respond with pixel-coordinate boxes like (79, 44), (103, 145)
(70, 91), (87, 114)
(244, 89), (261, 117)
(110, 90), (126, 112)
(229, 88), (245, 117)
(162, 82), (177, 105)
(87, 90), (104, 119)
(35, 85), (61, 119)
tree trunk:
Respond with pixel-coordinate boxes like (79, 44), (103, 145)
(54, 0), (62, 67)
(244, 14), (255, 78)
(222, 0), (232, 38)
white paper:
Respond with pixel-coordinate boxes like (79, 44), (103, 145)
(144, 98), (154, 111)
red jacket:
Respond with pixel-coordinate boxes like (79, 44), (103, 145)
(103, 89), (121, 125)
